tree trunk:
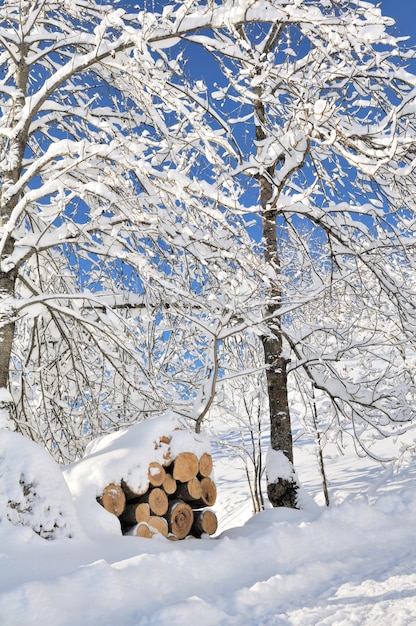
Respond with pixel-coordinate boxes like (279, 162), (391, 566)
(0, 291), (15, 387)
(254, 94), (298, 509)
(0, 222), (18, 429)
(0, 42), (29, 427)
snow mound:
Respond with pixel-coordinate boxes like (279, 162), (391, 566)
(0, 431), (81, 540)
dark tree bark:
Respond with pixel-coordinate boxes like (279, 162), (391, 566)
(0, 260), (16, 391)
(0, 41), (28, 422)
(254, 90), (298, 509)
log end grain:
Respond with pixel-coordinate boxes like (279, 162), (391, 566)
(191, 509), (218, 537)
(135, 523), (153, 538)
(175, 477), (202, 503)
(198, 452), (213, 478)
(148, 515), (169, 538)
(173, 452), (199, 482)
(100, 483), (126, 517)
(120, 502), (150, 527)
(166, 500), (194, 540)
(200, 477), (217, 507)
(148, 462), (166, 487)
(148, 487), (169, 516)
(162, 473), (177, 496)
(121, 478), (149, 501)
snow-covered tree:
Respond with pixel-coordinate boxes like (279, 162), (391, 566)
(148, 0), (416, 507)
(0, 0), (260, 460)
(3, 0), (416, 512)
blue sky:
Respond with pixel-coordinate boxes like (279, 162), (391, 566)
(379, 1), (416, 44)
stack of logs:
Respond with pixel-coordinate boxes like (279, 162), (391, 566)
(98, 444), (218, 540)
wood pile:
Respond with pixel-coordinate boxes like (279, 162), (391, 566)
(97, 441), (217, 540)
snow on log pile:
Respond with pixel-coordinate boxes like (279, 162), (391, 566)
(63, 413), (218, 540)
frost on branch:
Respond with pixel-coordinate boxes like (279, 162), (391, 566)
(0, 0), (261, 463)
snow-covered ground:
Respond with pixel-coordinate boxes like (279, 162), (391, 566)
(1, 419), (415, 626)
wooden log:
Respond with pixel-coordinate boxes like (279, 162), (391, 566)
(125, 517), (168, 539)
(148, 462), (166, 487)
(173, 452), (199, 482)
(162, 473), (177, 496)
(192, 477), (217, 507)
(133, 523), (153, 538)
(121, 478), (149, 501)
(175, 477), (202, 503)
(162, 448), (172, 467)
(191, 509), (218, 537)
(165, 500), (194, 539)
(148, 487), (169, 516)
(120, 502), (150, 526)
(198, 452), (213, 478)
(163, 461), (174, 477)
(122, 486), (169, 516)
(148, 515), (169, 538)
(99, 483), (126, 516)
(155, 437), (172, 466)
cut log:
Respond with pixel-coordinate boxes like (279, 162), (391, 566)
(173, 452), (199, 482)
(165, 500), (194, 539)
(175, 477), (202, 503)
(162, 473), (177, 496)
(121, 478), (148, 501)
(134, 523), (153, 538)
(191, 509), (218, 537)
(193, 477), (217, 507)
(120, 502), (150, 526)
(162, 448), (172, 466)
(148, 515), (169, 538)
(153, 435), (171, 465)
(198, 452), (213, 478)
(148, 462), (166, 487)
(148, 487), (169, 516)
(99, 483), (126, 516)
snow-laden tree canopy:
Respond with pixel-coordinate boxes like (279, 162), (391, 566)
(0, 0), (260, 460)
(145, 0), (416, 504)
(1, 0), (416, 507)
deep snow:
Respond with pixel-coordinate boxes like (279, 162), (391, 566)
(0, 418), (415, 626)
